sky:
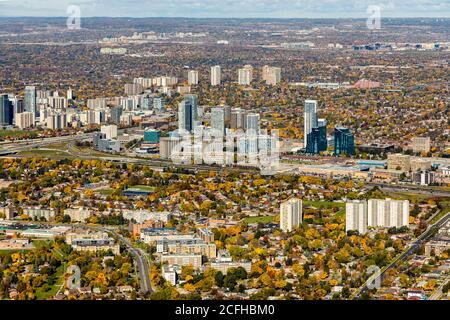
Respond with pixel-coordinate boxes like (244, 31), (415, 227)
(0, 0), (449, 18)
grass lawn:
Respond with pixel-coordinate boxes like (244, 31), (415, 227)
(0, 130), (37, 138)
(386, 191), (431, 201)
(35, 263), (66, 300)
(96, 188), (114, 196)
(243, 216), (273, 224)
(303, 200), (345, 209)
(0, 249), (29, 254)
(130, 185), (156, 192)
(304, 200), (346, 217)
(19, 149), (73, 160)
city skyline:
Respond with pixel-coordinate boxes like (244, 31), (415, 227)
(0, 0), (449, 18)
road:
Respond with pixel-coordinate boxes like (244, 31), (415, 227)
(112, 231), (152, 294)
(429, 274), (450, 300)
(353, 209), (450, 299)
(76, 224), (153, 294)
(12, 221), (152, 294)
(3, 134), (449, 195)
(366, 182), (450, 197)
(0, 133), (95, 155)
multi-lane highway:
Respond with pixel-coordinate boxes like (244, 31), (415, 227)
(0, 133), (95, 155)
(365, 182), (450, 197)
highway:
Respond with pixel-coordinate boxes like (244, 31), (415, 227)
(366, 182), (450, 197)
(353, 210), (450, 299)
(2, 134), (450, 198)
(0, 133), (95, 155)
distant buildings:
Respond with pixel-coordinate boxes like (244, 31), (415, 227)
(101, 124), (118, 140)
(0, 206), (15, 220)
(412, 170), (436, 186)
(387, 154), (432, 173)
(159, 136), (182, 159)
(15, 112), (35, 129)
(210, 66), (221, 86)
(346, 198), (410, 234)
(140, 228), (192, 244)
(352, 79), (381, 89)
(334, 127), (354, 156)
(412, 136), (431, 153)
(24, 86), (37, 117)
(162, 265), (180, 285)
(230, 108), (247, 130)
(387, 154), (411, 171)
(280, 198), (303, 232)
(262, 65), (282, 85)
(100, 47), (127, 55)
(46, 111), (67, 130)
(94, 132), (121, 153)
(0, 94), (14, 126)
(144, 129), (161, 144)
(238, 65), (253, 85)
(187, 70), (199, 85)
(304, 100), (318, 149)
(178, 94), (199, 133)
(424, 220), (450, 256)
(129, 220), (163, 238)
(211, 107), (226, 136)
(124, 83), (144, 96)
(245, 113), (260, 133)
(121, 210), (172, 224)
(197, 228), (215, 243)
(306, 119), (327, 155)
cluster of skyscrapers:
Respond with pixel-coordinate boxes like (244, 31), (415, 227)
(303, 99), (354, 156)
(177, 94), (261, 135)
(0, 86), (70, 129)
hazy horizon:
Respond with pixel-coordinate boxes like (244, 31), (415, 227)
(0, 0), (449, 19)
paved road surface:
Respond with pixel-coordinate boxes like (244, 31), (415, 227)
(353, 210), (450, 299)
(11, 221), (152, 294)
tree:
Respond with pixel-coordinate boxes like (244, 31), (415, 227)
(214, 271), (224, 287)
(223, 275), (237, 291)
